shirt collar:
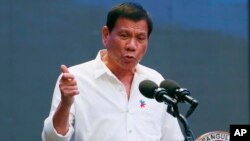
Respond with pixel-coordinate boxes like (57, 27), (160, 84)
(93, 49), (111, 79)
(93, 49), (148, 80)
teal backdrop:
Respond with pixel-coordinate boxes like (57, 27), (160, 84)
(0, 0), (248, 140)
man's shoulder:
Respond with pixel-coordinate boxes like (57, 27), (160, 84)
(68, 59), (96, 73)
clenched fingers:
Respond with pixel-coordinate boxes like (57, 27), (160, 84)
(59, 84), (79, 96)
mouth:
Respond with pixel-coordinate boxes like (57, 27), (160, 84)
(125, 54), (135, 59)
(124, 54), (136, 62)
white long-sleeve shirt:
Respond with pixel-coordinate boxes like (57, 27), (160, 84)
(42, 50), (184, 141)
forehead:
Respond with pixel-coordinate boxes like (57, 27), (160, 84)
(113, 17), (148, 33)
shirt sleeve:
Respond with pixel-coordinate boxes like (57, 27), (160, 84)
(42, 116), (74, 141)
(161, 105), (185, 141)
(42, 75), (75, 141)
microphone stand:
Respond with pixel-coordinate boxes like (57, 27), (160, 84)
(177, 113), (195, 141)
(166, 103), (195, 141)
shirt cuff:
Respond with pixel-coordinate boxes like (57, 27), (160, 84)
(42, 116), (74, 141)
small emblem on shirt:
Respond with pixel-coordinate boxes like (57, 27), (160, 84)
(140, 100), (146, 108)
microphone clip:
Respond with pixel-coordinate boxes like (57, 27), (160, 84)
(175, 88), (198, 118)
(154, 88), (177, 105)
(175, 88), (190, 103)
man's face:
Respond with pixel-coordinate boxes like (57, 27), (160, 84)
(102, 17), (149, 70)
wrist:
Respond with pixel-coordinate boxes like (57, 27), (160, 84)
(58, 101), (72, 112)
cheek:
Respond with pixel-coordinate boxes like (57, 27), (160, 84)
(140, 44), (148, 54)
(143, 45), (148, 53)
(107, 37), (122, 48)
(137, 45), (148, 59)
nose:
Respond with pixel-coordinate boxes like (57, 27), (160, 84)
(126, 38), (137, 51)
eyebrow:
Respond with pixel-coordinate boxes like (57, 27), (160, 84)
(118, 28), (147, 34)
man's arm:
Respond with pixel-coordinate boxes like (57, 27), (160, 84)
(53, 64), (79, 135)
(42, 65), (79, 141)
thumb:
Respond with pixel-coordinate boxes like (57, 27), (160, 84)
(61, 64), (69, 73)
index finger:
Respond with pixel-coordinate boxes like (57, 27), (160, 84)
(61, 64), (69, 74)
(60, 64), (74, 81)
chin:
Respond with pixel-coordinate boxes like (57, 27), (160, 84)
(121, 63), (137, 70)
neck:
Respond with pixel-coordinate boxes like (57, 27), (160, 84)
(101, 52), (136, 99)
(101, 51), (136, 80)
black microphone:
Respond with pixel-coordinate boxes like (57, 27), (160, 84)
(160, 80), (197, 104)
(160, 79), (198, 117)
(139, 80), (177, 105)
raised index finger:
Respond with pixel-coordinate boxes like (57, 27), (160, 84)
(60, 64), (74, 81)
(61, 64), (69, 73)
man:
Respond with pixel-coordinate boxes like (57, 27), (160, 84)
(42, 2), (184, 141)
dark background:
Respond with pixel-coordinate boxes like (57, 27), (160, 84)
(0, 0), (249, 140)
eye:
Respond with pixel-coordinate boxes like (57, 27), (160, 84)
(137, 35), (147, 41)
(119, 32), (129, 39)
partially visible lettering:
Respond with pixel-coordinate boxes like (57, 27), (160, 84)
(196, 131), (229, 141)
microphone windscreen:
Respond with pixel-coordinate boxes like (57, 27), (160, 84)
(139, 80), (158, 99)
(160, 79), (180, 95)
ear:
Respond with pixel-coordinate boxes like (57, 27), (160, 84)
(102, 26), (110, 47)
